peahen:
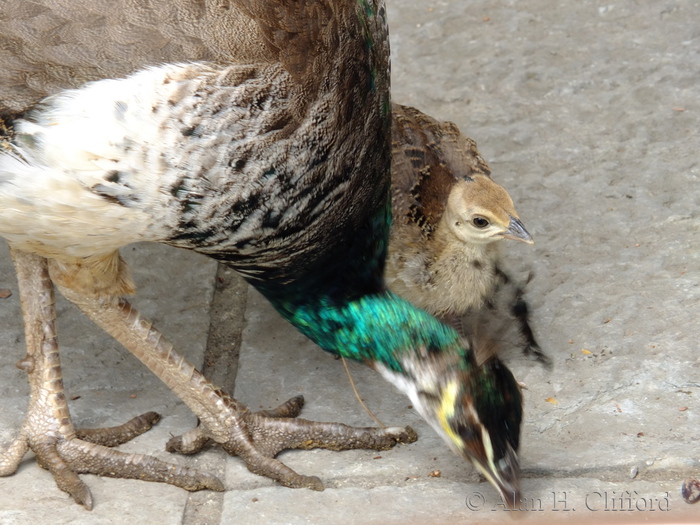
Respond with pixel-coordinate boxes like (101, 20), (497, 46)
(0, 0), (523, 510)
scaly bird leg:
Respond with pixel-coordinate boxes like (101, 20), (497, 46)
(51, 270), (417, 492)
(0, 249), (223, 510)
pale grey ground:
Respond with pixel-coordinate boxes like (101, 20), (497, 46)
(0, 1), (698, 524)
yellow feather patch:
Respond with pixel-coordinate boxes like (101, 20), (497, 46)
(438, 380), (461, 445)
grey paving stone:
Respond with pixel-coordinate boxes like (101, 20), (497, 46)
(221, 478), (696, 525)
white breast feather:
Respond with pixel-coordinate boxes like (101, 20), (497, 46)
(0, 64), (217, 258)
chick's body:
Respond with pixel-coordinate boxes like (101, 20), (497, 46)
(387, 105), (529, 318)
(387, 195), (503, 317)
(387, 105), (545, 363)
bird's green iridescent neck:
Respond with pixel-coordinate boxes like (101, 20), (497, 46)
(280, 291), (465, 372)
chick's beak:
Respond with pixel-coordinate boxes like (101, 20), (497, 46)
(501, 216), (534, 245)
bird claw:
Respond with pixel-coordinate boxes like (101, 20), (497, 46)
(3, 249), (224, 507)
(1, 411), (224, 510)
(33, 442), (94, 510)
(166, 394), (418, 491)
(0, 433), (30, 477)
(164, 396), (307, 456)
(253, 394), (305, 419)
(75, 411), (161, 447)
(0, 413), (224, 510)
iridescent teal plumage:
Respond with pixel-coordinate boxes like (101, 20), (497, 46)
(257, 193), (464, 373)
(278, 291), (464, 372)
(254, 190), (436, 371)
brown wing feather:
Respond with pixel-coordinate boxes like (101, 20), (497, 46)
(0, 0), (363, 115)
(1, 0), (213, 112)
(390, 104), (491, 236)
(233, 2), (334, 77)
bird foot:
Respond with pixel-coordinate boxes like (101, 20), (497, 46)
(54, 284), (417, 494)
(0, 410), (224, 510)
(166, 394), (417, 491)
(4, 249), (222, 510)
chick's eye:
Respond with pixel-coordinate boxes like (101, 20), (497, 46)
(472, 217), (490, 228)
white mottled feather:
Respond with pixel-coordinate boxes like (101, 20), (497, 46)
(0, 149), (152, 259)
(0, 64), (209, 258)
(0, 62), (291, 260)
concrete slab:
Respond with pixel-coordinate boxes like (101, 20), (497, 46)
(221, 478), (691, 525)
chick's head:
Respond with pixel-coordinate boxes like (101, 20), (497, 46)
(443, 174), (533, 246)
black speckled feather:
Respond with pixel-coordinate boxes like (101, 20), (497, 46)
(391, 104), (491, 238)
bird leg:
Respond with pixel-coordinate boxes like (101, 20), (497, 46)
(510, 285), (549, 364)
(493, 268), (550, 365)
(0, 249), (223, 510)
(50, 266), (417, 492)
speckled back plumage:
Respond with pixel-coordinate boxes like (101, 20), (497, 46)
(390, 104), (491, 238)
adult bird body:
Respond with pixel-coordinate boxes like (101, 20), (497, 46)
(0, 0), (523, 510)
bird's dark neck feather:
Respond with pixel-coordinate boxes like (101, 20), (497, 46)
(245, 201), (465, 372)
